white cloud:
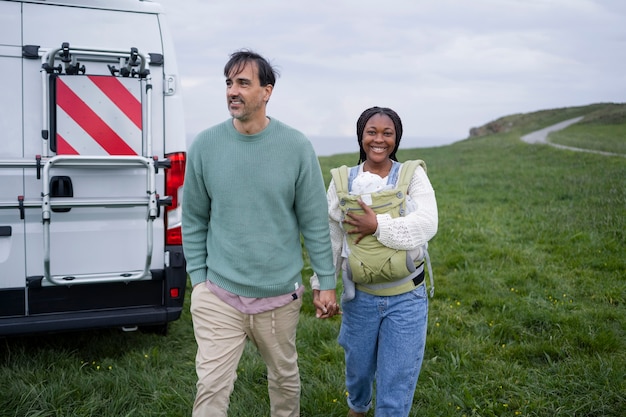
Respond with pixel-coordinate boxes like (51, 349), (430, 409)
(157, 0), (626, 151)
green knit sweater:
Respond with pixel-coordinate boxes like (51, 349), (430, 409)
(182, 118), (336, 297)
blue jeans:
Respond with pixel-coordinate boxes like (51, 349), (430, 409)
(338, 284), (428, 417)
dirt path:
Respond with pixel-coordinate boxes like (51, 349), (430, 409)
(521, 116), (625, 157)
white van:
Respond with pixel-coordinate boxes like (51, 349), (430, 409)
(0, 0), (187, 336)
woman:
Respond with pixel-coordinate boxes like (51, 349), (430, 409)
(312, 106), (438, 416)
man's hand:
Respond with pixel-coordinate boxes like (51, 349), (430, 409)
(313, 289), (340, 319)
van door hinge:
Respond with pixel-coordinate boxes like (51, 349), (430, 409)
(164, 75), (176, 95)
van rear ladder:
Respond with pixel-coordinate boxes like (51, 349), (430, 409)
(0, 43), (170, 287)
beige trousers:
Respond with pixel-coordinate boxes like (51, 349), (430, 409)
(190, 283), (302, 417)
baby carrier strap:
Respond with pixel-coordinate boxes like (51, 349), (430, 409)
(330, 164), (350, 195)
(397, 159), (434, 297)
(396, 159), (425, 191)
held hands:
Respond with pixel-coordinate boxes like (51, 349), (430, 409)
(312, 289), (340, 319)
(344, 199), (378, 244)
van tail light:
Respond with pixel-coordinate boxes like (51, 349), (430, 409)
(164, 152), (185, 245)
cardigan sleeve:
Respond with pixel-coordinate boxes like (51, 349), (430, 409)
(375, 165), (438, 250)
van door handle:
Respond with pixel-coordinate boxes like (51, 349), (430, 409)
(0, 226), (11, 237)
(49, 176), (73, 213)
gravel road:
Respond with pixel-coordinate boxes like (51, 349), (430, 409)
(520, 116), (624, 157)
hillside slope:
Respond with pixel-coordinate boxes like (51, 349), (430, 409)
(468, 102), (626, 138)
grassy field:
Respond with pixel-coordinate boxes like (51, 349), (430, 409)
(1, 103), (624, 416)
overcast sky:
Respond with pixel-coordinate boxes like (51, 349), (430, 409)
(157, 0), (626, 154)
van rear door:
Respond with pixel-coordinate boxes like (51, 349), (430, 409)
(21, 3), (167, 286)
(0, 0), (187, 336)
(0, 1), (27, 316)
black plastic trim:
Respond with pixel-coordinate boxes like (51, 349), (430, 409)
(0, 306), (183, 337)
(22, 45), (40, 59)
(0, 289), (25, 317)
(148, 53), (163, 66)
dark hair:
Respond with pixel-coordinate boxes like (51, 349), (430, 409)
(356, 106), (403, 164)
(224, 49), (279, 87)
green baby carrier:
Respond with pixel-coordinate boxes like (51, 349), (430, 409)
(331, 160), (434, 297)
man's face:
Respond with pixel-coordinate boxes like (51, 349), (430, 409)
(225, 61), (272, 123)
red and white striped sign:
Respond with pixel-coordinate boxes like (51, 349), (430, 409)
(54, 75), (143, 155)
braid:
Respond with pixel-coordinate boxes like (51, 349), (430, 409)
(356, 106), (403, 164)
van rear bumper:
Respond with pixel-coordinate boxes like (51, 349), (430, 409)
(0, 246), (187, 337)
(0, 305), (183, 337)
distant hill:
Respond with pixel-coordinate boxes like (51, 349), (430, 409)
(468, 103), (626, 138)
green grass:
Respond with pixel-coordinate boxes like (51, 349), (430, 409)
(1, 103), (625, 417)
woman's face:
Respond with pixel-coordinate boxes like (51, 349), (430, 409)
(361, 113), (396, 163)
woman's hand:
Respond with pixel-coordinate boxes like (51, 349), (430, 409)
(343, 199), (378, 244)
(313, 289), (340, 319)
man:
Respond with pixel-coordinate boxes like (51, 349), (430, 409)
(182, 49), (339, 417)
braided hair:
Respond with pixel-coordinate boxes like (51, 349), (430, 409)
(356, 106), (403, 164)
